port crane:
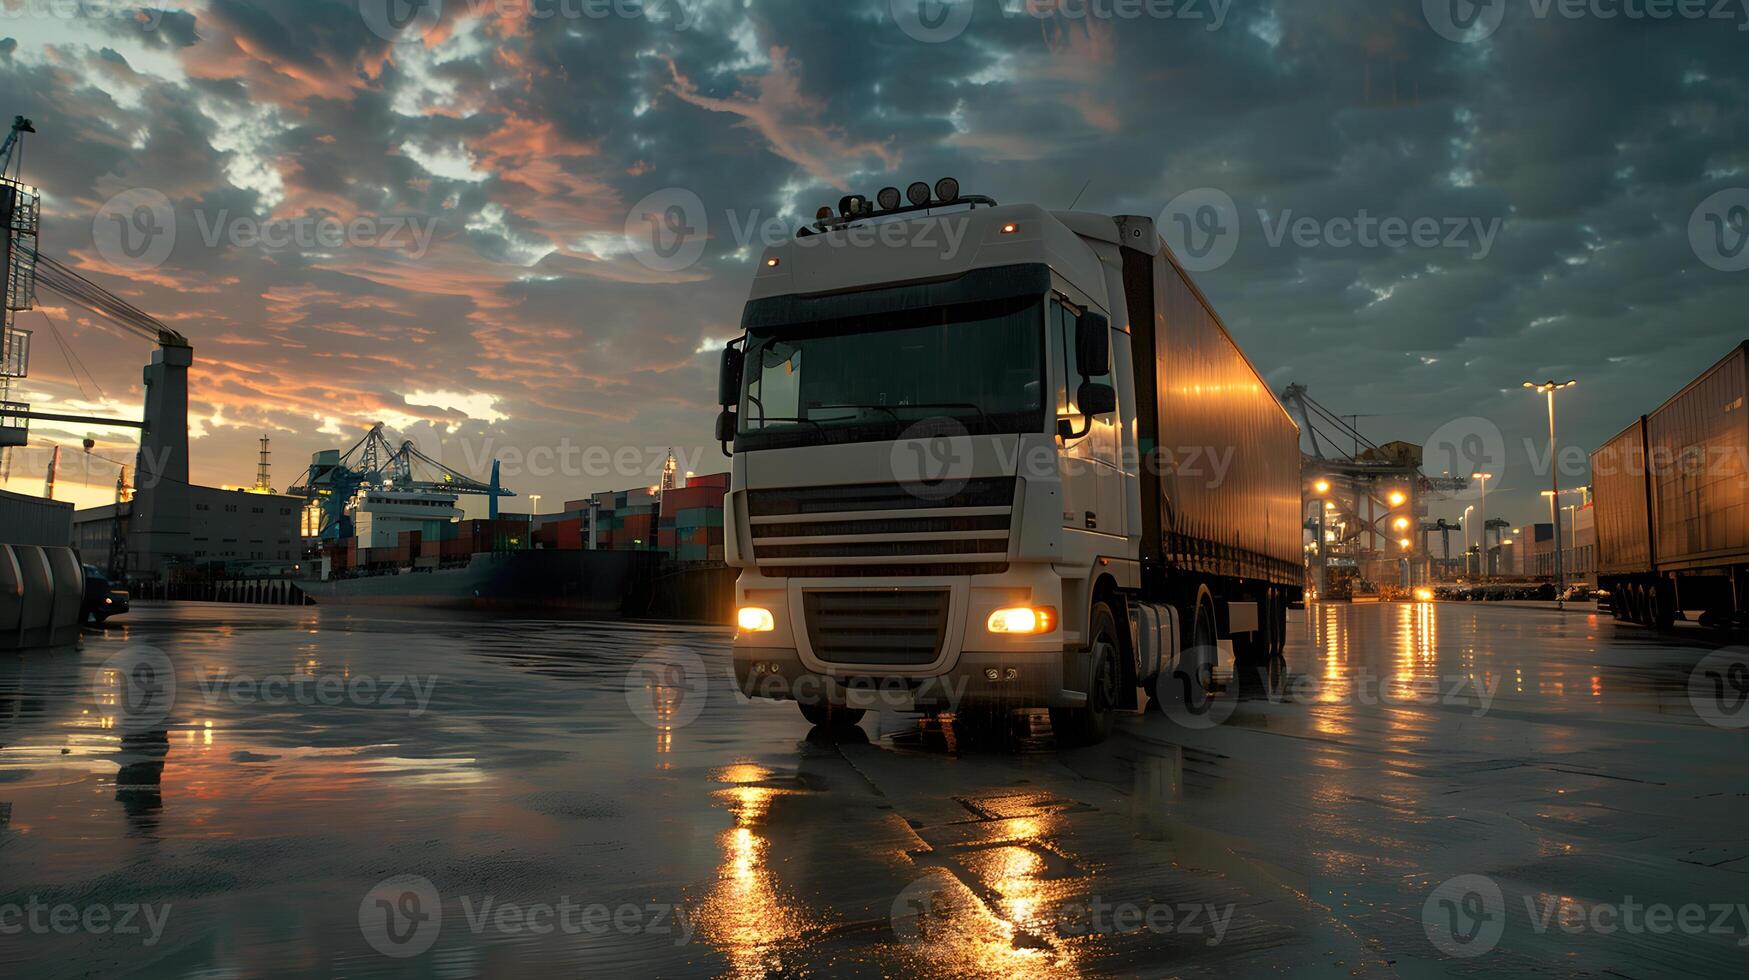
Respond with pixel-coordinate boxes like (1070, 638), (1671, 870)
(1284, 383), (1469, 589)
(289, 422), (515, 540)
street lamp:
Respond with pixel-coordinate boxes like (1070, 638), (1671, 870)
(528, 494), (542, 548)
(1525, 379), (1579, 606)
(1472, 472), (1493, 577)
(1462, 504), (1475, 576)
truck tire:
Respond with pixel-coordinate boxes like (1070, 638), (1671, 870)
(1050, 601), (1122, 746)
(1159, 588), (1219, 714)
(799, 701), (865, 730)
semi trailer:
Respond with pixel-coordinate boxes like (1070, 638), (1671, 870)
(716, 183), (1302, 743)
(1594, 342), (1749, 628)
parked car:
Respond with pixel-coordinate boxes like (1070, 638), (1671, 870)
(81, 564), (129, 624)
(1559, 585), (1595, 602)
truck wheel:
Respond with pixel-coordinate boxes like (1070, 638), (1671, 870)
(799, 701), (865, 730)
(1050, 601), (1122, 746)
(1161, 590), (1219, 714)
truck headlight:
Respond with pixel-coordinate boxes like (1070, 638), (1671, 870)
(987, 606), (1056, 635)
(737, 606), (776, 633)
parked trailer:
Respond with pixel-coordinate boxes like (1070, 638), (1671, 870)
(1594, 342), (1749, 627)
(720, 192), (1302, 744)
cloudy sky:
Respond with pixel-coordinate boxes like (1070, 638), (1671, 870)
(1, 0), (1746, 529)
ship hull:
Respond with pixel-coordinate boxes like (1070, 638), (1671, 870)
(300, 550), (661, 615)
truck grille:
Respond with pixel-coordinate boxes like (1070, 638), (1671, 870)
(803, 590), (951, 667)
(747, 478), (1014, 577)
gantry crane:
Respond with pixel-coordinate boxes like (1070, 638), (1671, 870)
(289, 422), (515, 540)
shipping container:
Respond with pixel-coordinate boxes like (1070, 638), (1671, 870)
(1648, 344), (1749, 569)
(663, 485), (726, 513)
(1592, 418), (1653, 576)
(1594, 341), (1749, 627)
(1123, 244), (1303, 583)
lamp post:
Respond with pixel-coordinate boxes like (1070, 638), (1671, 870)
(1463, 504), (1475, 576)
(1525, 379), (1579, 607)
(1472, 472), (1493, 577)
(528, 494), (542, 548)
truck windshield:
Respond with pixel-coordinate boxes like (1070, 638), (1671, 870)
(737, 294), (1046, 451)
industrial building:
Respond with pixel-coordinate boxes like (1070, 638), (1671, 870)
(75, 485), (301, 572)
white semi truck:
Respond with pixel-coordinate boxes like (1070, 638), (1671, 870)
(716, 182), (1302, 744)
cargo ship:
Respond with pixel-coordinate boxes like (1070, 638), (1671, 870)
(299, 479), (736, 620)
(299, 547), (662, 614)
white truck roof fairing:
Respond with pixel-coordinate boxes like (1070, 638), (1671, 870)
(747, 203), (1113, 314)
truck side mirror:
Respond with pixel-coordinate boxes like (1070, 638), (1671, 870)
(1078, 381), (1116, 418)
(1060, 383), (1116, 442)
(715, 409), (737, 457)
(718, 344), (744, 407)
(1076, 312), (1110, 376)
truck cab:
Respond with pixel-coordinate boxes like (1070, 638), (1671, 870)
(717, 184), (1300, 743)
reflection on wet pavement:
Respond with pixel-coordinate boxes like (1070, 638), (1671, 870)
(1, 600), (1747, 978)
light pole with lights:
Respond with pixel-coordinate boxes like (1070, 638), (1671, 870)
(1472, 472), (1493, 576)
(1525, 379), (1579, 605)
(1463, 504), (1476, 576)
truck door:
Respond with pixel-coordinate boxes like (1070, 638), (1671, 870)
(1051, 298), (1124, 539)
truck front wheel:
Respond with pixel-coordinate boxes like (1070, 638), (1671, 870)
(1051, 601), (1122, 746)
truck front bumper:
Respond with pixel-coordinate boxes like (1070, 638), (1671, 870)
(730, 565), (1086, 711)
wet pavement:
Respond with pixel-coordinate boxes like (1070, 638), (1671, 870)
(2, 600), (1747, 978)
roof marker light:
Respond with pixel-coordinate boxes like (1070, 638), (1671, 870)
(877, 186), (902, 211)
(934, 177), (960, 202)
(907, 182), (932, 206)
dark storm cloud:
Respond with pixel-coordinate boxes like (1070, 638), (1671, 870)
(3, 0), (1746, 521)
